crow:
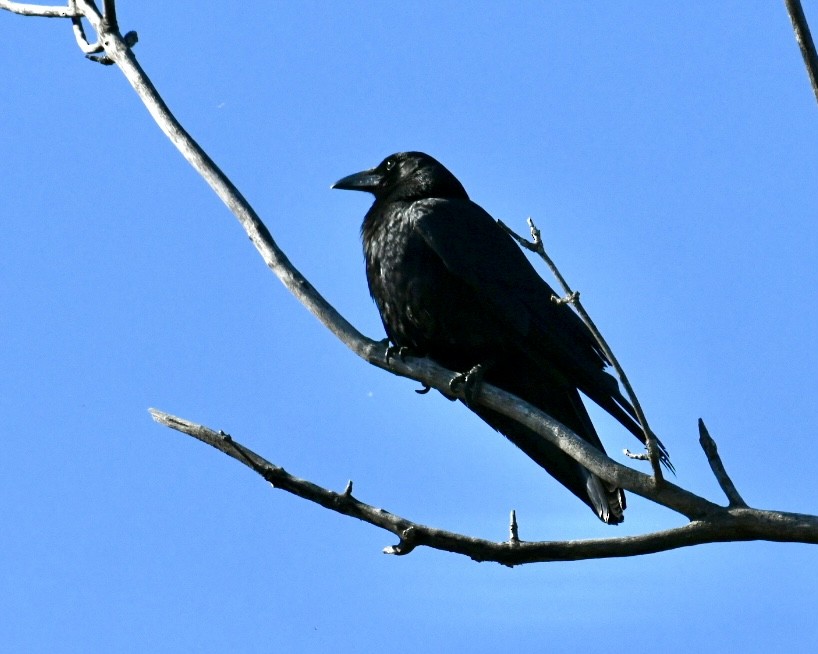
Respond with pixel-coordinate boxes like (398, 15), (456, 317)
(333, 151), (669, 524)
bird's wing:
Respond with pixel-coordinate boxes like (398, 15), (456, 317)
(411, 197), (671, 467)
(410, 197), (607, 373)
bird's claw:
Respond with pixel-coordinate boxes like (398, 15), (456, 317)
(380, 340), (428, 393)
(449, 363), (488, 405)
(384, 343), (413, 364)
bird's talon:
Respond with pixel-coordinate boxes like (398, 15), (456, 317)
(449, 363), (488, 405)
(385, 344), (402, 363)
(384, 344), (396, 363)
(448, 373), (466, 393)
(415, 384), (432, 395)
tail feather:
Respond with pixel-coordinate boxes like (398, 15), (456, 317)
(468, 401), (625, 524)
(584, 470), (625, 525)
(589, 381), (674, 472)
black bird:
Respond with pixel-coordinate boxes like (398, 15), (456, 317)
(333, 151), (669, 524)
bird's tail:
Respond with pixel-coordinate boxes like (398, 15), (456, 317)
(468, 402), (625, 525)
(584, 470), (626, 525)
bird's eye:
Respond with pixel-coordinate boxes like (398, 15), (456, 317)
(384, 158), (396, 171)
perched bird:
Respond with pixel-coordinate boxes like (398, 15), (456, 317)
(333, 151), (669, 524)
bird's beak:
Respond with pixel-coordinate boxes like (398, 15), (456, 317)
(331, 168), (382, 193)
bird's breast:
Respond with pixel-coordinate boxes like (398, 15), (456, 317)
(362, 205), (498, 367)
(364, 211), (431, 344)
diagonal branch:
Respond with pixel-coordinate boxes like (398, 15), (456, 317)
(63, 1), (369, 357)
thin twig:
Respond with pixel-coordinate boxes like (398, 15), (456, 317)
(498, 218), (666, 481)
(624, 449), (650, 462)
(149, 409), (818, 563)
(698, 419), (747, 508)
(785, 0), (818, 105)
(509, 510), (520, 544)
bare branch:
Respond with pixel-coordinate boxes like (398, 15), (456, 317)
(149, 409), (818, 564)
(785, 0), (818, 105)
(698, 419), (748, 508)
(0, 0), (78, 17)
(60, 6), (370, 360)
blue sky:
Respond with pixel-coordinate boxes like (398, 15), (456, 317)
(3, 2), (818, 652)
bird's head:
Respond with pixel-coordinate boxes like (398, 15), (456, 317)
(332, 151), (468, 203)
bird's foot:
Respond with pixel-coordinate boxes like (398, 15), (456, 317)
(449, 362), (489, 405)
(383, 341), (415, 364)
(380, 340), (430, 394)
